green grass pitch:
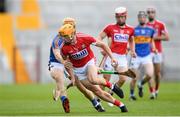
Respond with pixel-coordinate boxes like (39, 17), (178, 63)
(0, 82), (180, 116)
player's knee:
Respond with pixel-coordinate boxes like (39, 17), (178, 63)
(78, 85), (88, 94)
(90, 80), (97, 85)
(51, 73), (64, 82)
(94, 89), (103, 97)
(55, 77), (63, 84)
(88, 77), (97, 85)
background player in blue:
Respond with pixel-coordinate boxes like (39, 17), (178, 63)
(48, 17), (105, 113)
(129, 11), (157, 100)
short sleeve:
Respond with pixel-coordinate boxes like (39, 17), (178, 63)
(161, 23), (168, 34)
(61, 46), (68, 57)
(128, 28), (134, 41)
(52, 35), (60, 49)
(130, 28), (134, 38)
(84, 36), (97, 45)
(103, 25), (111, 37)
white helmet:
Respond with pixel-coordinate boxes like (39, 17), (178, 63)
(115, 7), (127, 16)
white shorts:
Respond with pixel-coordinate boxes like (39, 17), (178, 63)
(103, 53), (128, 71)
(151, 53), (163, 63)
(49, 62), (64, 71)
(74, 59), (95, 81)
(130, 54), (153, 69)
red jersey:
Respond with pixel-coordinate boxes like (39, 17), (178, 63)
(147, 20), (168, 53)
(61, 33), (96, 68)
(103, 23), (134, 55)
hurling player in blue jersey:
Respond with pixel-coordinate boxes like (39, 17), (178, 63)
(48, 17), (105, 113)
(129, 11), (157, 100)
(48, 29), (74, 113)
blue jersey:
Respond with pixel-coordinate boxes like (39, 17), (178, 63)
(49, 34), (64, 63)
(134, 25), (155, 57)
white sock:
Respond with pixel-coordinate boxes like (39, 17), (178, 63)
(120, 103), (125, 107)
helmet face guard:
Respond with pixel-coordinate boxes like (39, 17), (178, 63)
(137, 11), (147, 25)
(138, 11), (147, 18)
(115, 12), (127, 17)
(61, 34), (74, 40)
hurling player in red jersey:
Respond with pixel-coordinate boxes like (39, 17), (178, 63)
(60, 24), (128, 112)
(146, 7), (169, 98)
(98, 7), (136, 98)
(51, 17), (106, 112)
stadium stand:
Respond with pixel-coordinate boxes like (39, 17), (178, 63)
(0, 0), (179, 83)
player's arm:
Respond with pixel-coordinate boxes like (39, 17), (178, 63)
(97, 31), (108, 56)
(52, 48), (65, 64)
(51, 35), (65, 63)
(53, 45), (75, 85)
(65, 67), (75, 85)
(154, 32), (169, 41)
(93, 39), (113, 59)
(97, 30), (112, 57)
(154, 24), (169, 41)
(151, 29), (158, 53)
(151, 39), (158, 53)
(98, 31), (112, 46)
(92, 39), (117, 66)
(62, 54), (75, 85)
(128, 36), (136, 57)
(97, 31), (107, 41)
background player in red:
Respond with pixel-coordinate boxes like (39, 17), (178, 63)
(146, 7), (169, 97)
(60, 24), (128, 112)
(98, 7), (136, 98)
